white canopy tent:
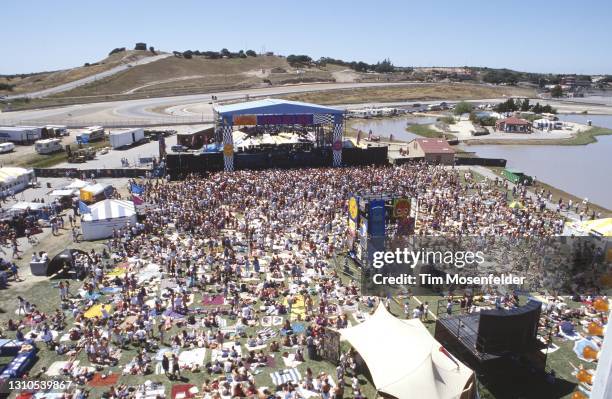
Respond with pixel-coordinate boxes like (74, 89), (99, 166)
(340, 304), (475, 399)
(50, 189), (77, 197)
(10, 202), (48, 212)
(65, 179), (90, 190)
(81, 199), (136, 241)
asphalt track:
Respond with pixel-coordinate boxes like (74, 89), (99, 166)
(2, 82), (610, 128)
(0, 83), (418, 126)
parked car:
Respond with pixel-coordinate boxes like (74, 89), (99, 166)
(171, 144), (187, 152)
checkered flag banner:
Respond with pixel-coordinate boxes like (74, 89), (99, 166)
(222, 125), (234, 171)
(332, 123), (343, 167)
(313, 113), (335, 125)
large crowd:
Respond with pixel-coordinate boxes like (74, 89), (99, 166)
(1, 163), (606, 399)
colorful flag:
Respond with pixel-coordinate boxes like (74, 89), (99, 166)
(132, 194), (144, 205)
(130, 183), (144, 195)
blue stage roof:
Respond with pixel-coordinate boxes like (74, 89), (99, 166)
(214, 98), (345, 117)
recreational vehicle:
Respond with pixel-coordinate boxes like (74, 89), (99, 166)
(35, 138), (64, 154)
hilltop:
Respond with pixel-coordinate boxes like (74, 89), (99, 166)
(0, 49), (158, 96)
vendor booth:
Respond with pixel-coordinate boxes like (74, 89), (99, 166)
(340, 304), (476, 399)
(81, 199), (136, 241)
(79, 183), (114, 203)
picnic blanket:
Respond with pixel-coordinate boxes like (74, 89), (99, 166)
(87, 372), (120, 387)
(281, 353), (303, 368)
(171, 384), (197, 399)
(162, 309), (186, 319)
(134, 384), (166, 399)
(106, 267), (127, 277)
(202, 295), (225, 306)
(100, 287), (122, 294)
(178, 348), (206, 368)
(261, 316), (283, 327)
(270, 368), (302, 386)
(46, 360), (79, 377)
(154, 347), (180, 362)
(84, 304), (112, 319)
(285, 295), (306, 321)
(211, 344), (242, 362)
(256, 327), (278, 341)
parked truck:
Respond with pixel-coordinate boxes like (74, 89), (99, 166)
(35, 138), (64, 154)
(0, 126), (42, 144)
(501, 168), (533, 185)
(75, 126), (105, 144)
(109, 128), (145, 149)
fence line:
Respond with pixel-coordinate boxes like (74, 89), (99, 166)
(0, 117), (214, 129)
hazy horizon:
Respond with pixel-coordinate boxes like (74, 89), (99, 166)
(1, 0), (611, 75)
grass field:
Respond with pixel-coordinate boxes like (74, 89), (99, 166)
(405, 123), (447, 138)
(281, 83), (535, 105)
(2, 140), (110, 169)
(0, 250), (379, 398)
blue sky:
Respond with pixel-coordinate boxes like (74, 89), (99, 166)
(1, 0), (610, 75)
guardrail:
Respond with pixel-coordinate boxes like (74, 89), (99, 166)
(0, 118), (214, 129)
(34, 167), (153, 178)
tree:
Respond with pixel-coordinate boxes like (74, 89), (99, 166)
(494, 98), (518, 113)
(220, 48), (231, 57)
(183, 50), (193, 59)
(453, 101), (473, 115)
(520, 98), (530, 111)
(551, 85), (563, 98)
(108, 47), (126, 56)
(374, 58), (394, 73)
(238, 50), (247, 59)
(286, 55), (312, 67)
(245, 49), (257, 57)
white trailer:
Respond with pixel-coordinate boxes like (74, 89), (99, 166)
(109, 128), (145, 149)
(0, 143), (15, 153)
(35, 138), (63, 154)
(0, 126), (42, 144)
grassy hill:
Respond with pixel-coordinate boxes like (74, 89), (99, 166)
(46, 55), (343, 99)
(282, 83), (536, 104)
(0, 50), (157, 95)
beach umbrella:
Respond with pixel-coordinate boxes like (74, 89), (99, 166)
(509, 201), (524, 209)
(573, 338), (599, 362)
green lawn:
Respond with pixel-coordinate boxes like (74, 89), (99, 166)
(406, 124), (446, 139)
(0, 255), (379, 399)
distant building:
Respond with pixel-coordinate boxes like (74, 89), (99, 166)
(134, 42), (147, 51)
(405, 138), (455, 164)
(495, 117), (532, 133)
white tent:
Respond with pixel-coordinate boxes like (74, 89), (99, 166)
(50, 189), (77, 197)
(65, 179), (90, 189)
(81, 199), (136, 241)
(340, 304), (475, 399)
(10, 202), (48, 212)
